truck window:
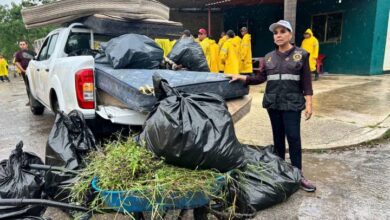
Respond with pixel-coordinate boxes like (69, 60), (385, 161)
(65, 32), (113, 56)
(65, 33), (91, 55)
(37, 37), (50, 61)
(37, 34), (59, 61)
(46, 34), (59, 59)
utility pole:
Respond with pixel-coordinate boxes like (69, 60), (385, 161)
(284, 0), (297, 43)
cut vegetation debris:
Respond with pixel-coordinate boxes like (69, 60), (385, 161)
(70, 138), (226, 218)
(68, 139), (301, 219)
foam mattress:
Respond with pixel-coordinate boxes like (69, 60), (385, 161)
(95, 64), (249, 112)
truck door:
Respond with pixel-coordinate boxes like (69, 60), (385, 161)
(33, 34), (59, 105)
(40, 34), (59, 105)
(32, 36), (50, 102)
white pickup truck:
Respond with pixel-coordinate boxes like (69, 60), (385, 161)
(27, 23), (149, 126)
(27, 23), (251, 128)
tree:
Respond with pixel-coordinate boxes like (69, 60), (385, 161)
(0, 0), (55, 60)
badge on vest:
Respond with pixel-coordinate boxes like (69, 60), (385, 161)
(292, 51), (302, 62)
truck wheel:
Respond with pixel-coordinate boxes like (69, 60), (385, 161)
(28, 85), (45, 115)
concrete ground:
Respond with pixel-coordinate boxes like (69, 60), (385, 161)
(235, 74), (390, 150)
(0, 74), (389, 219)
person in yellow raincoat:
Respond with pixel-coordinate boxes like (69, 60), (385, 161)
(301, 28), (320, 80)
(197, 28), (211, 68)
(0, 55), (10, 82)
(220, 30), (240, 74)
(218, 32), (227, 48)
(209, 40), (220, 73)
(155, 38), (173, 57)
(218, 32), (227, 72)
(239, 27), (253, 74)
(231, 33), (242, 71)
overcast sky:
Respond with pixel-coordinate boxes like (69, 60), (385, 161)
(1, 0), (22, 6)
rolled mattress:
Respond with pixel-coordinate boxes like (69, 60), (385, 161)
(95, 64), (249, 112)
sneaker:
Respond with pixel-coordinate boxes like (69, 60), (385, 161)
(300, 176), (316, 192)
(26, 102), (30, 106)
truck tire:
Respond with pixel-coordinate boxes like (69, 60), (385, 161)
(28, 85), (45, 115)
(50, 92), (61, 117)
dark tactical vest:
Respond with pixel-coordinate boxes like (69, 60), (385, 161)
(262, 47), (308, 111)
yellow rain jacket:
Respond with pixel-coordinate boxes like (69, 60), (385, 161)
(232, 36), (241, 55)
(218, 36), (227, 72)
(218, 36), (227, 48)
(155, 38), (173, 57)
(0, 58), (8, 77)
(301, 29), (319, 72)
(198, 37), (211, 68)
(240, 33), (253, 74)
(209, 40), (220, 73)
(232, 36), (242, 71)
(220, 38), (240, 75)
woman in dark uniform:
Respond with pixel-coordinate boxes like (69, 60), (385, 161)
(229, 20), (316, 192)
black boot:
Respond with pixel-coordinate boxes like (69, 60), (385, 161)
(314, 72), (319, 81)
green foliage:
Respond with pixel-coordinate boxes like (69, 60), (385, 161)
(70, 138), (226, 219)
(0, 0), (56, 60)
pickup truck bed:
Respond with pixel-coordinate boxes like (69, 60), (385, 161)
(95, 64), (250, 112)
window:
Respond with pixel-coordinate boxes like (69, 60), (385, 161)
(65, 33), (91, 54)
(311, 12), (343, 43)
(37, 34), (59, 61)
(46, 34), (59, 60)
(37, 37), (50, 61)
(64, 32), (112, 54)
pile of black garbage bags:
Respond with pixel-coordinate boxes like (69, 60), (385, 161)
(0, 76), (301, 219)
(0, 110), (95, 219)
(95, 33), (209, 71)
(140, 76), (302, 215)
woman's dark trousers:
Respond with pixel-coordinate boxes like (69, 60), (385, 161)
(267, 109), (302, 170)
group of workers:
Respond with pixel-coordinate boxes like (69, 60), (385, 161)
(155, 26), (320, 80)
(154, 27), (253, 75)
(196, 27), (253, 75)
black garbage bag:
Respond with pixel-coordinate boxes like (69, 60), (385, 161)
(45, 110), (97, 201)
(0, 141), (46, 219)
(167, 38), (210, 72)
(229, 145), (301, 213)
(46, 110), (97, 169)
(103, 34), (164, 69)
(140, 76), (245, 172)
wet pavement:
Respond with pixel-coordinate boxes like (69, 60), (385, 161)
(256, 140), (390, 219)
(0, 76), (390, 219)
(0, 77), (55, 161)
